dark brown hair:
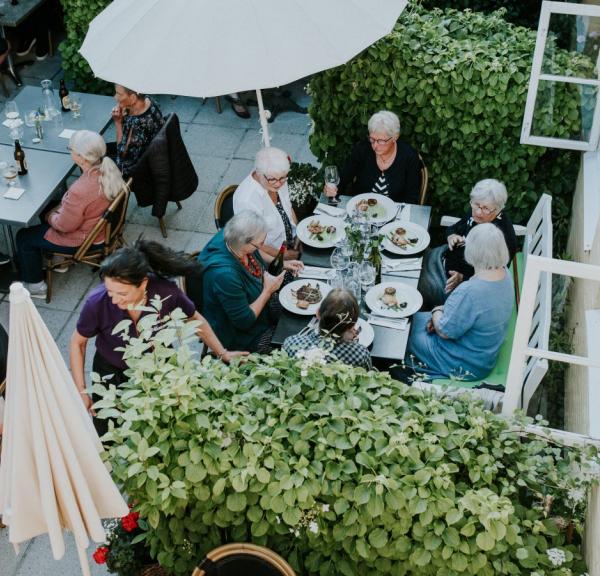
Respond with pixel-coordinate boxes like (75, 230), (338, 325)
(318, 288), (359, 337)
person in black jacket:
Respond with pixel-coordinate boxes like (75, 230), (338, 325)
(418, 178), (518, 309)
(324, 110), (421, 204)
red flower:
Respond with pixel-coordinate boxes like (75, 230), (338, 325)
(93, 546), (109, 564)
(121, 510), (140, 532)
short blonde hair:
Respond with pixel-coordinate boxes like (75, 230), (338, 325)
(464, 223), (509, 270)
(368, 110), (400, 139)
(255, 147), (290, 177)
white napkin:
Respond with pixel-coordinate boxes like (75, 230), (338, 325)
(382, 257), (422, 271)
(298, 266), (333, 280)
(315, 202), (345, 217)
(58, 128), (76, 139)
(395, 203), (411, 221)
(3, 118), (23, 129)
(368, 316), (408, 330)
(3, 187), (25, 200)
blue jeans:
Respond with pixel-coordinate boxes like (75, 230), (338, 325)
(16, 224), (77, 283)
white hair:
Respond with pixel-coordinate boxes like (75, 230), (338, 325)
(470, 179), (507, 212)
(69, 130), (124, 201)
(224, 211), (267, 251)
(367, 110), (400, 138)
(464, 223), (509, 271)
(255, 147), (290, 177)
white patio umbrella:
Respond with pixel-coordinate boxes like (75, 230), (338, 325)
(79, 0), (407, 145)
(0, 283), (128, 576)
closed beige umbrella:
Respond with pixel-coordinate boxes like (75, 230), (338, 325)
(0, 283), (128, 576)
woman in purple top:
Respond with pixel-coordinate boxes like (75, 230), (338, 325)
(70, 240), (247, 431)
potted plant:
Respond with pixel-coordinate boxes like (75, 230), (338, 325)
(287, 161), (321, 220)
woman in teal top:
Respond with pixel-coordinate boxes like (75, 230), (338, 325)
(406, 223), (514, 381)
(200, 211), (303, 352)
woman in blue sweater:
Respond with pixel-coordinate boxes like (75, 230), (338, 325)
(200, 211), (303, 352)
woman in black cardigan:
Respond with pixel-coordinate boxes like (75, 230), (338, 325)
(324, 110), (421, 204)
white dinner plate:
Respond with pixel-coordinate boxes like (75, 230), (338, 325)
(279, 279), (331, 316)
(296, 215), (346, 248)
(365, 282), (423, 319)
(346, 193), (396, 224)
(380, 221), (430, 255)
(356, 317), (375, 347)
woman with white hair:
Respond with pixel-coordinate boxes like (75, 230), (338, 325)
(15, 130), (126, 299)
(233, 146), (299, 261)
(418, 178), (517, 308)
(324, 110), (421, 203)
(404, 223), (514, 381)
(200, 211), (303, 353)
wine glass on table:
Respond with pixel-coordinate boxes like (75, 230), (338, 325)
(3, 162), (18, 187)
(359, 261), (376, 296)
(4, 100), (19, 121)
(330, 246), (349, 273)
(70, 96), (82, 119)
(324, 165), (340, 206)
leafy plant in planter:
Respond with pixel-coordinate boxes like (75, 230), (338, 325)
(95, 306), (599, 576)
(307, 5), (591, 253)
(287, 162), (322, 220)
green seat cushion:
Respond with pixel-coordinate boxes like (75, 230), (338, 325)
(429, 252), (523, 389)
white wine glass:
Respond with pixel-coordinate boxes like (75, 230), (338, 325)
(330, 246), (349, 272)
(359, 261), (376, 294)
(3, 162), (18, 187)
(4, 100), (19, 120)
(70, 96), (82, 119)
(324, 165), (340, 205)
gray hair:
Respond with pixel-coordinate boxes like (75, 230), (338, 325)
(255, 147), (290, 177)
(224, 211), (267, 251)
(470, 179), (507, 212)
(69, 130), (125, 201)
(367, 110), (400, 139)
(464, 223), (509, 271)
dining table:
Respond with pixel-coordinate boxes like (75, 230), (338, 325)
(271, 195), (432, 361)
(0, 85), (115, 153)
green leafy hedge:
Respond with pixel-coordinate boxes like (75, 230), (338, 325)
(307, 6), (590, 247)
(96, 306), (597, 576)
(58, 0), (112, 93)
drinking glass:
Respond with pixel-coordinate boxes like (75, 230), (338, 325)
(329, 270), (344, 290)
(3, 162), (18, 186)
(4, 100), (19, 120)
(359, 261), (376, 294)
(345, 277), (361, 304)
(25, 110), (37, 128)
(338, 238), (353, 258)
(70, 96), (82, 119)
(9, 126), (24, 141)
(330, 246), (349, 272)
(324, 165), (340, 205)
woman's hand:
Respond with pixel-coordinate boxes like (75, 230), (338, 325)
(323, 183), (338, 198)
(283, 260), (304, 276)
(80, 391), (96, 416)
(284, 249), (301, 260)
(445, 271), (463, 293)
(263, 271), (285, 294)
(447, 234), (466, 250)
(221, 350), (249, 363)
(426, 319), (435, 333)
(111, 105), (124, 125)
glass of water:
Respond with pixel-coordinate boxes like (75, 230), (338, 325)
(359, 261), (376, 294)
(3, 162), (18, 186)
(70, 96), (82, 119)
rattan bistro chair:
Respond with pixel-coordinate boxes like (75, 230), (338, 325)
(43, 178), (132, 303)
(418, 153), (429, 206)
(192, 543), (296, 576)
(214, 185), (237, 230)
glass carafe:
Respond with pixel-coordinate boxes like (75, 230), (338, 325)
(40, 79), (58, 120)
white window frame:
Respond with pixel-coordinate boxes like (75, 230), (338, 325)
(521, 1), (600, 151)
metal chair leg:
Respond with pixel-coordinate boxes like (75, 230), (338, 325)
(159, 217), (168, 238)
(215, 96), (222, 114)
(176, 201), (182, 210)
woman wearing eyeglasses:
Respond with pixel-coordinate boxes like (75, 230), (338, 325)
(233, 147), (300, 263)
(323, 110), (421, 203)
(418, 179), (517, 309)
(200, 211), (303, 353)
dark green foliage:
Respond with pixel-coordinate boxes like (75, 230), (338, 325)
(58, 0), (113, 93)
(307, 7), (589, 251)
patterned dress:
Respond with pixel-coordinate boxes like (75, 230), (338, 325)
(274, 198), (295, 285)
(116, 98), (164, 178)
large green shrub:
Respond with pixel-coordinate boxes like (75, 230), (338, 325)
(308, 7), (591, 247)
(58, 0), (112, 93)
(95, 305), (598, 576)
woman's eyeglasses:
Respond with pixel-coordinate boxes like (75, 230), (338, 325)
(368, 136), (393, 145)
(470, 201), (496, 215)
(264, 175), (288, 184)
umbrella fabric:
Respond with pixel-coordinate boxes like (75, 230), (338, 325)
(80, 0), (408, 98)
(0, 283), (128, 575)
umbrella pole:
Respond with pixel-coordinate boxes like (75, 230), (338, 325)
(256, 89), (271, 147)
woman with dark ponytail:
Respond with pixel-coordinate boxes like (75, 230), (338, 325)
(70, 239), (247, 432)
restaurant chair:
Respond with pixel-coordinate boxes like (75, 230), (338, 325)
(192, 543), (297, 576)
(130, 113), (198, 239)
(418, 153), (429, 205)
(43, 179), (132, 303)
(214, 185), (237, 230)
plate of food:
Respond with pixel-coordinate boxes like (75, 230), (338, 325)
(279, 279), (331, 316)
(380, 221), (430, 255)
(364, 282), (423, 318)
(296, 215), (345, 248)
(346, 193), (396, 224)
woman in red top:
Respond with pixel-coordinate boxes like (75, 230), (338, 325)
(15, 130), (125, 299)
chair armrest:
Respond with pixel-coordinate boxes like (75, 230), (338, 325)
(513, 224), (527, 237)
(440, 215), (460, 227)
